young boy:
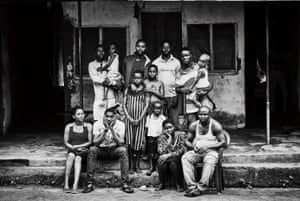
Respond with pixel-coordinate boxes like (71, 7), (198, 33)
(145, 101), (166, 176)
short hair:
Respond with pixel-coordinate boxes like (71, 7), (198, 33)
(132, 69), (144, 78)
(160, 40), (171, 47)
(198, 105), (211, 114)
(135, 39), (146, 47)
(181, 47), (191, 53)
(95, 44), (105, 51)
(71, 105), (84, 115)
(109, 42), (118, 49)
(162, 119), (174, 128)
(104, 107), (116, 115)
(152, 101), (162, 108)
(148, 64), (158, 72)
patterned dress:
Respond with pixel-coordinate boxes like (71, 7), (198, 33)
(124, 86), (148, 151)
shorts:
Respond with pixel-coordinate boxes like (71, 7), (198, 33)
(146, 136), (158, 157)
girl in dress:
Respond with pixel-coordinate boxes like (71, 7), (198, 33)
(123, 70), (150, 172)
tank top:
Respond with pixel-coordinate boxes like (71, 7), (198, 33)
(68, 125), (89, 145)
(193, 119), (218, 147)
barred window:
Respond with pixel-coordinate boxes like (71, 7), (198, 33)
(187, 23), (237, 72)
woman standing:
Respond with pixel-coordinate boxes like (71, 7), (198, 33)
(156, 119), (186, 192)
(63, 106), (92, 193)
(123, 70), (149, 173)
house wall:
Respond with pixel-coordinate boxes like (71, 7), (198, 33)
(62, 1), (245, 128)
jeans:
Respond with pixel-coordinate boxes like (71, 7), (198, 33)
(181, 150), (218, 187)
(87, 145), (129, 185)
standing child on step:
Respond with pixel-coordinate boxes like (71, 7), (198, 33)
(145, 101), (166, 176)
(123, 70), (150, 173)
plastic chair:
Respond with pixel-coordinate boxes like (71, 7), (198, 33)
(195, 130), (230, 194)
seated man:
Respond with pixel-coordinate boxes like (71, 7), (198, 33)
(181, 106), (226, 197)
(83, 107), (134, 193)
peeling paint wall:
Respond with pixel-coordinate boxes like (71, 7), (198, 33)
(62, 1), (245, 128)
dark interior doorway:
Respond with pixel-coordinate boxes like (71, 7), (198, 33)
(245, 3), (299, 128)
(8, 2), (64, 133)
(141, 12), (182, 59)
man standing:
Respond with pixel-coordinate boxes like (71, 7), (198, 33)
(88, 45), (116, 122)
(182, 106), (226, 197)
(152, 41), (181, 124)
(122, 39), (151, 86)
(176, 47), (200, 125)
(83, 107), (134, 193)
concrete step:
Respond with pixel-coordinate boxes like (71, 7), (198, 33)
(1, 163), (300, 187)
(1, 152), (300, 168)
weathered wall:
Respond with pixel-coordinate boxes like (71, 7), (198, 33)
(0, 5), (11, 135)
(62, 1), (245, 128)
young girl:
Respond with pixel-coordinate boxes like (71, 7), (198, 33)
(144, 64), (165, 106)
(123, 70), (150, 173)
(63, 106), (92, 193)
(145, 101), (166, 176)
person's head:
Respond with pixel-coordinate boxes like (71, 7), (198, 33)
(161, 40), (171, 57)
(132, 70), (144, 86)
(198, 53), (210, 68)
(147, 64), (158, 80)
(162, 119), (175, 136)
(180, 47), (192, 66)
(72, 106), (85, 123)
(152, 101), (163, 116)
(95, 44), (105, 60)
(197, 106), (211, 124)
(104, 107), (116, 125)
(109, 43), (118, 55)
(178, 114), (186, 126)
(135, 39), (146, 56)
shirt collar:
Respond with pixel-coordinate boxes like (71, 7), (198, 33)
(158, 54), (175, 62)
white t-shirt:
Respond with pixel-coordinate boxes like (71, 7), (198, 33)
(93, 119), (125, 147)
(145, 114), (167, 137)
(152, 55), (181, 98)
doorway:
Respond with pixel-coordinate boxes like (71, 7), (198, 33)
(8, 2), (64, 133)
(141, 12), (182, 59)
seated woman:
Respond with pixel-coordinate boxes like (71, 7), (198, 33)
(63, 106), (92, 193)
(156, 119), (186, 192)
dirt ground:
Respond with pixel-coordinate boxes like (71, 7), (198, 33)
(0, 186), (299, 201)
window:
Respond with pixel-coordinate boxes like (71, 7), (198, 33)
(74, 27), (127, 76)
(187, 23), (237, 72)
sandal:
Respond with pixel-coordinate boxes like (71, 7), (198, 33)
(121, 185), (134, 193)
(154, 183), (165, 191)
(82, 184), (94, 193)
(184, 188), (202, 197)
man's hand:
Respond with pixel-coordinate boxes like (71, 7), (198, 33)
(195, 145), (208, 154)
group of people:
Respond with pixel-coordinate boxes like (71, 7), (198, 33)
(63, 39), (228, 197)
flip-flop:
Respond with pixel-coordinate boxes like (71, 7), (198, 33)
(121, 186), (134, 193)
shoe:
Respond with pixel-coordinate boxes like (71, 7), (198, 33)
(197, 183), (207, 192)
(121, 185), (134, 193)
(184, 188), (202, 197)
(81, 184), (94, 193)
(155, 183), (165, 191)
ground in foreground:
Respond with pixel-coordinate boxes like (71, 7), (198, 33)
(0, 186), (299, 201)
